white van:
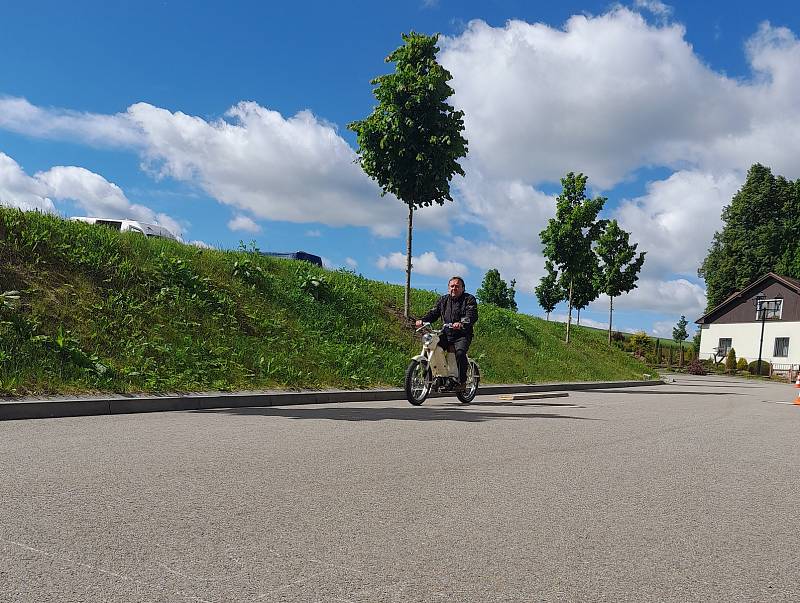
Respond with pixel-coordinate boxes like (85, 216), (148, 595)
(70, 216), (179, 241)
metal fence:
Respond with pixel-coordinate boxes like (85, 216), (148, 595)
(770, 363), (800, 382)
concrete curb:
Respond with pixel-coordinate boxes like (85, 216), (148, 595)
(0, 380), (665, 421)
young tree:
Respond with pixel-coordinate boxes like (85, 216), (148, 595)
(725, 347), (737, 373)
(348, 32), (468, 318)
(540, 172), (606, 343)
(596, 219), (646, 343)
(477, 268), (517, 311)
(535, 261), (563, 321)
(567, 255), (600, 326)
(673, 315), (689, 367)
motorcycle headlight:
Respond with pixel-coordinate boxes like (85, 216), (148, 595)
(422, 333), (433, 345)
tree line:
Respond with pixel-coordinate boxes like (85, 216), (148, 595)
(537, 173), (646, 343)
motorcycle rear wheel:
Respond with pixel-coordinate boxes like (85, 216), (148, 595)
(404, 359), (432, 405)
(457, 360), (480, 404)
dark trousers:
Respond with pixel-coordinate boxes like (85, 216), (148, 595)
(438, 331), (472, 384)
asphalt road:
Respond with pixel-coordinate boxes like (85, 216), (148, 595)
(2, 375), (799, 602)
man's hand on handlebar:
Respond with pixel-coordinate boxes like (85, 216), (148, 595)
(414, 320), (462, 330)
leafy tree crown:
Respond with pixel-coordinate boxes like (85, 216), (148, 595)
(673, 315), (688, 343)
(477, 268), (517, 311)
(347, 32), (468, 208)
(535, 261), (563, 314)
(540, 172), (607, 276)
(699, 163), (800, 310)
(596, 219), (645, 298)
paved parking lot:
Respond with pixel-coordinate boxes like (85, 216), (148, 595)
(2, 375), (799, 602)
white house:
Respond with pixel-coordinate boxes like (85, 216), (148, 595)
(696, 272), (800, 368)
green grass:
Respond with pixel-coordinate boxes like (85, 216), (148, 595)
(0, 208), (649, 395)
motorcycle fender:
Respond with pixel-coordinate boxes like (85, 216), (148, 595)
(412, 354), (428, 363)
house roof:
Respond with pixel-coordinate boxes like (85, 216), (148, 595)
(695, 272), (800, 325)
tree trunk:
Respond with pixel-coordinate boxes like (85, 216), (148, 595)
(577, 308), (581, 325)
(679, 342), (683, 367)
(404, 204), (413, 319)
(546, 311), (550, 321)
(566, 278), (573, 344)
(608, 296), (614, 344)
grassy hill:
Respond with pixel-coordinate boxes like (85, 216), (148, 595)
(0, 208), (649, 396)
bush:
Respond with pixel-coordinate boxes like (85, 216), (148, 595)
(610, 331), (625, 343)
(748, 360), (771, 376)
(736, 357), (748, 371)
(725, 348), (737, 373)
(686, 359), (707, 375)
(629, 331), (651, 357)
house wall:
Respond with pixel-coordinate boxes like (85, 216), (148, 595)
(699, 321), (800, 365)
(703, 280), (800, 324)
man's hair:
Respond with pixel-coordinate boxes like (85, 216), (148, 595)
(449, 276), (465, 288)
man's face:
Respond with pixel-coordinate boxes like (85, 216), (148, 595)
(448, 279), (464, 298)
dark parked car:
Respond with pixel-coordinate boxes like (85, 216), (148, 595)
(260, 251), (323, 267)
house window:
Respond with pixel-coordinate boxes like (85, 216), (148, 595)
(718, 338), (732, 355)
(756, 298), (783, 320)
(774, 337), (790, 358)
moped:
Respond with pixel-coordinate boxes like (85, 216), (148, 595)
(404, 322), (480, 405)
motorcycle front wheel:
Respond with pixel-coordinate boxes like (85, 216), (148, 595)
(457, 360), (480, 404)
(404, 359), (432, 405)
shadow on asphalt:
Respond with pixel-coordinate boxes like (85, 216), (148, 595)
(589, 389), (742, 396)
(672, 378), (769, 386)
(667, 383), (766, 389)
(194, 405), (599, 422)
(465, 401), (581, 408)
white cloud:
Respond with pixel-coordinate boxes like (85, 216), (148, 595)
(305, 229), (321, 237)
(345, 257), (358, 269)
(36, 166), (183, 236)
(0, 98), (411, 237)
(445, 237), (545, 294)
(600, 278), (706, 318)
(0, 152), (181, 236)
(440, 10), (800, 188)
(126, 101), (407, 237)
(189, 240), (214, 249)
(0, 152), (55, 212)
(612, 169), (741, 278)
(634, 0), (673, 19)
(377, 251), (468, 278)
(227, 214), (261, 233)
(652, 320), (677, 338)
(0, 97), (143, 148)
(454, 166), (555, 247)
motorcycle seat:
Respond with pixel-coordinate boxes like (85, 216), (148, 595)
(447, 344), (456, 353)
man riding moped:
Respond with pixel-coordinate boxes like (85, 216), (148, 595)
(415, 275), (478, 393)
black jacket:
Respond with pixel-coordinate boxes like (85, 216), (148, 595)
(421, 293), (478, 335)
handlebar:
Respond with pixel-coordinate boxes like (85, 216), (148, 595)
(415, 322), (457, 333)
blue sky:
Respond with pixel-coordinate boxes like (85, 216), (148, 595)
(1, 0), (799, 337)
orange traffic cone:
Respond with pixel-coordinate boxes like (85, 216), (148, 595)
(794, 374), (800, 405)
